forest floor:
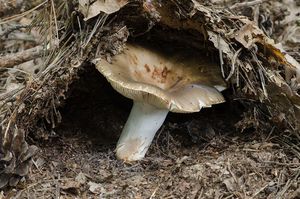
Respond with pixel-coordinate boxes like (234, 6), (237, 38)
(4, 66), (300, 198)
(1, 0), (300, 198)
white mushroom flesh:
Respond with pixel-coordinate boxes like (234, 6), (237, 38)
(94, 43), (226, 161)
(116, 101), (168, 161)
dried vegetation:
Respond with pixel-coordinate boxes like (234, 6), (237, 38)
(0, 0), (300, 198)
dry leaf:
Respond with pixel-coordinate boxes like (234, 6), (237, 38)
(223, 177), (236, 192)
(233, 23), (262, 49)
(75, 172), (87, 185)
(88, 181), (104, 194)
(79, 0), (128, 20)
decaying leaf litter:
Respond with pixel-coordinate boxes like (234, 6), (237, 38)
(0, 0), (300, 198)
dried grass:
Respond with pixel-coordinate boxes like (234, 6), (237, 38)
(0, 0), (299, 193)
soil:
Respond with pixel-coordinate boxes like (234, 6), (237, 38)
(1, 1), (300, 198)
(3, 66), (300, 198)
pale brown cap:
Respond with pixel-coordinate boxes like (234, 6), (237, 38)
(93, 43), (226, 113)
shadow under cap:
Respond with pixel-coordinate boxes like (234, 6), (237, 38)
(93, 43), (226, 113)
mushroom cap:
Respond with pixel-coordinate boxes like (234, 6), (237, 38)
(94, 43), (226, 113)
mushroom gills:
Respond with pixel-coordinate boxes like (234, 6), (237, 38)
(116, 101), (168, 161)
(94, 43), (227, 161)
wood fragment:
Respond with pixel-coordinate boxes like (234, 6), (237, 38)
(0, 46), (43, 68)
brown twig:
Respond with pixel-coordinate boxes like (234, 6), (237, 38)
(0, 45), (44, 68)
(250, 182), (274, 199)
(0, 25), (29, 38)
(230, 0), (267, 10)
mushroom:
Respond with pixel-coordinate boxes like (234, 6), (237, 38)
(93, 43), (226, 161)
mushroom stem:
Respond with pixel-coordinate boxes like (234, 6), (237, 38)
(116, 101), (169, 161)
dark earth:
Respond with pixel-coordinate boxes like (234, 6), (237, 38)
(1, 0), (300, 198)
(4, 65), (300, 198)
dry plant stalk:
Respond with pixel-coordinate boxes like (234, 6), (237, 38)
(0, 0), (299, 189)
(0, 46), (44, 68)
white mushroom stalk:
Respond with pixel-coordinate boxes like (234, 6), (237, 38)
(94, 43), (227, 161)
(116, 101), (168, 161)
